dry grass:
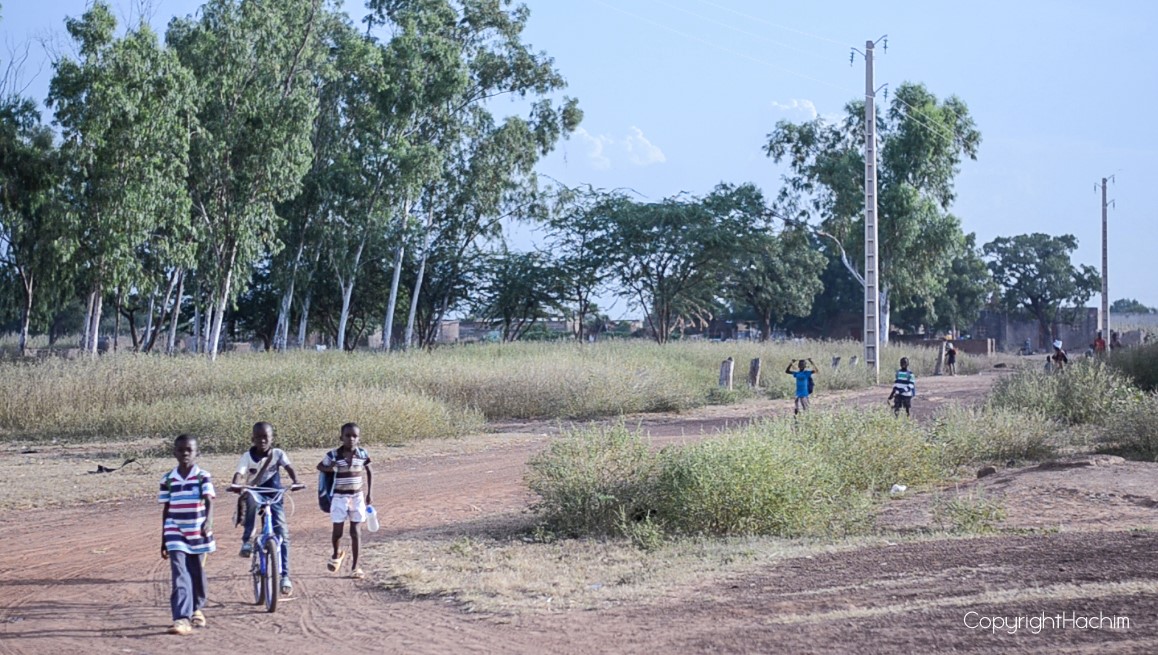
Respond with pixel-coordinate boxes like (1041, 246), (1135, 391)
(0, 340), (979, 450)
(364, 527), (1018, 615)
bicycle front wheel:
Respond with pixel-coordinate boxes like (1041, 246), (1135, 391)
(251, 551), (264, 605)
(264, 538), (281, 613)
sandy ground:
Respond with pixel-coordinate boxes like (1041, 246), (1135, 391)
(4, 371), (1158, 654)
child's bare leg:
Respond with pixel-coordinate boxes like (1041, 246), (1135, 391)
(349, 522), (361, 569)
(330, 523), (344, 559)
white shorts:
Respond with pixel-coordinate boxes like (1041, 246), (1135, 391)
(330, 493), (367, 524)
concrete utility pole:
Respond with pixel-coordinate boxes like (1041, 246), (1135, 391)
(853, 36), (887, 383)
(1099, 176), (1115, 341)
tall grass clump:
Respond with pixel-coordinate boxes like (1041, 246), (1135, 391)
(929, 405), (1056, 467)
(525, 424), (660, 537)
(987, 360), (1142, 425)
(1098, 394), (1158, 461)
(527, 408), (945, 539)
(1108, 342), (1158, 392)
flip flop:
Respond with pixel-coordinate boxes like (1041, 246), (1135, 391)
(327, 551), (346, 572)
(350, 567), (365, 580)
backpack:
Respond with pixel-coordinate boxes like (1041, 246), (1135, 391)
(807, 372), (815, 395)
(318, 447), (368, 513)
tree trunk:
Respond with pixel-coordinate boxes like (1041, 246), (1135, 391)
(335, 235), (366, 353)
(88, 289), (103, 356)
(143, 293), (155, 352)
(167, 269), (185, 354)
(18, 269), (34, 357)
(81, 289), (94, 352)
(879, 286), (891, 346)
(275, 280), (295, 352)
(193, 300), (202, 354)
(113, 289), (123, 353)
(145, 270), (179, 353)
(207, 276), (231, 360)
(383, 244), (404, 351)
(207, 249), (237, 360)
(275, 240), (307, 352)
(297, 295), (311, 349)
(404, 215), (434, 350)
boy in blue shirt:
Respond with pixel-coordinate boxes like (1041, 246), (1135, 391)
(785, 358), (816, 415)
(159, 434), (216, 636)
(888, 357), (916, 417)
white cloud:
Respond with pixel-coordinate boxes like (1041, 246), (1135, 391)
(623, 126), (667, 166)
(771, 98), (819, 120)
(575, 127), (612, 170)
(573, 126), (667, 169)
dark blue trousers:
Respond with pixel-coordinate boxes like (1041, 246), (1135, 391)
(168, 551), (207, 621)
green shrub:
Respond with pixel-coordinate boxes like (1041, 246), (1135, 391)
(525, 424), (660, 537)
(528, 408), (945, 540)
(988, 360), (1142, 425)
(932, 490), (1006, 534)
(1098, 394), (1158, 461)
(1108, 343), (1158, 392)
(930, 405), (1056, 467)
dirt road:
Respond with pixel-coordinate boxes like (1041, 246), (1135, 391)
(4, 372), (1158, 654)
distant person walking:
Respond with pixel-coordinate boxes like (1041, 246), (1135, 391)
(1094, 331), (1107, 356)
(1051, 340), (1069, 371)
(888, 357), (916, 417)
(1111, 331), (1123, 351)
(945, 341), (958, 376)
(786, 358), (816, 416)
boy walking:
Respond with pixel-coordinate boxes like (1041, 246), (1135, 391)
(785, 358), (816, 415)
(229, 422), (301, 595)
(317, 423), (373, 579)
(888, 357), (917, 417)
(159, 434), (216, 636)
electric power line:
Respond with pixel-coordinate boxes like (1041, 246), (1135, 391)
(687, 0), (849, 46)
(591, 0), (847, 91)
(642, 0), (833, 62)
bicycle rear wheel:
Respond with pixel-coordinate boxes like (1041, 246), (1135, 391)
(264, 538), (281, 613)
(251, 550), (264, 605)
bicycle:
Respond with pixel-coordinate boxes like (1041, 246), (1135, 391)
(228, 483), (304, 613)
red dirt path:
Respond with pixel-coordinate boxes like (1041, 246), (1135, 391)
(4, 372), (1158, 654)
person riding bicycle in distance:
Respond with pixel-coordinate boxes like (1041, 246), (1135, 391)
(229, 422), (301, 595)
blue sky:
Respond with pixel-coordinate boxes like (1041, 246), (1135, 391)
(5, 0), (1156, 318)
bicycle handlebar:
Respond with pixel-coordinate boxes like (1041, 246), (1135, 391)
(228, 484), (305, 504)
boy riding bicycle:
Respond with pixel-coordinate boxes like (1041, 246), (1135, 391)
(229, 422), (301, 595)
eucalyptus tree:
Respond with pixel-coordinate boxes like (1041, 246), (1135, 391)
(48, 2), (195, 355)
(367, 0), (581, 350)
(766, 82), (981, 344)
(0, 97), (68, 356)
(167, 0), (328, 358)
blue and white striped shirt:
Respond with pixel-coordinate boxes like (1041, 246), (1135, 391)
(893, 370), (916, 398)
(158, 466), (217, 555)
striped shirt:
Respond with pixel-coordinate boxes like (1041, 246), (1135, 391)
(158, 466), (217, 555)
(893, 370), (916, 398)
(321, 448), (371, 495)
